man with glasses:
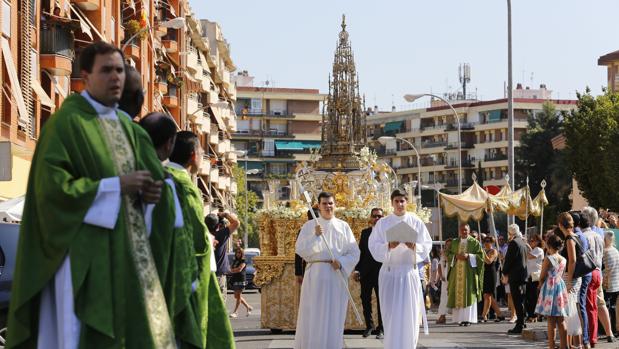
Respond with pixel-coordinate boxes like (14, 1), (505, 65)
(354, 208), (384, 339)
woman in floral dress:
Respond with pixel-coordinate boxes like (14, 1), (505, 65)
(536, 233), (569, 349)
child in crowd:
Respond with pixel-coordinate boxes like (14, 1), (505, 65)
(536, 234), (569, 349)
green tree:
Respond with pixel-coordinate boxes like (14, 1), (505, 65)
(564, 89), (619, 209)
(515, 101), (571, 229)
(232, 165), (260, 247)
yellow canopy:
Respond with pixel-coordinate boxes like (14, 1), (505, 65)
(440, 181), (548, 222)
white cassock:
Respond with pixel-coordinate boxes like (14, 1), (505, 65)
(368, 213), (433, 349)
(294, 217), (360, 349)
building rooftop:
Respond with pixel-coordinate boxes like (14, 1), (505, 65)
(598, 50), (619, 66)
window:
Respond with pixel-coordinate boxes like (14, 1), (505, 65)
(262, 139), (274, 156)
(2, 1), (10, 37)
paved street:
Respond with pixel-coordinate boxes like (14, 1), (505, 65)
(225, 290), (618, 349)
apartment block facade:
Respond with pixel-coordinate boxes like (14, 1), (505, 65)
(598, 49), (619, 93)
(0, 0), (238, 212)
(369, 90), (577, 196)
(231, 74), (325, 203)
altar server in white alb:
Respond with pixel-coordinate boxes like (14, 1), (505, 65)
(294, 191), (361, 349)
(369, 189), (433, 349)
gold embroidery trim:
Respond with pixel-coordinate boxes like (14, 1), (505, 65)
(98, 118), (175, 348)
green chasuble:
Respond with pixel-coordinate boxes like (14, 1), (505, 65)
(166, 166), (235, 349)
(7, 94), (178, 349)
(446, 236), (485, 309)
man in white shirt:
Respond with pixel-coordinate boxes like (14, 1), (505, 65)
(294, 192), (360, 349)
(368, 189), (433, 349)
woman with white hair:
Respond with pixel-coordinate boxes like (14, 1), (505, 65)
(603, 231), (619, 342)
(501, 223), (529, 334)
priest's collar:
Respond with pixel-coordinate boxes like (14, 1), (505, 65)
(81, 91), (119, 119)
(166, 161), (188, 174)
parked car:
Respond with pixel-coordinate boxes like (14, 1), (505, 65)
(226, 248), (261, 291)
(0, 222), (19, 309)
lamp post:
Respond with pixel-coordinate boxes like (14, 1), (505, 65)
(121, 17), (186, 51)
(404, 93), (462, 193)
(506, 0), (515, 224)
(378, 136), (421, 205)
(422, 183), (444, 244)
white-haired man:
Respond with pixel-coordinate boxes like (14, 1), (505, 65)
(501, 224), (528, 334)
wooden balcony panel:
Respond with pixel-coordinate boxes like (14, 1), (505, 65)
(40, 54), (72, 76)
(72, 0), (99, 11)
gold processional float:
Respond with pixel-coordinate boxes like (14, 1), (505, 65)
(253, 148), (432, 331)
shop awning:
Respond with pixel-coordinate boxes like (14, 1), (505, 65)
(275, 140), (321, 151)
(383, 121), (404, 134)
(1, 38), (28, 126)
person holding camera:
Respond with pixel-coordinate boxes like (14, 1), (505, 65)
(205, 210), (240, 301)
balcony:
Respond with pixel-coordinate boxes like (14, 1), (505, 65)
(123, 43), (140, 60)
(72, 0), (99, 11)
(40, 24), (74, 76)
(162, 39), (177, 53)
(421, 140), (448, 149)
(446, 179), (473, 187)
(187, 50), (199, 73)
(163, 86), (178, 108)
(446, 122), (476, 131)
(420, 124), (446, 132)
(209, 167), (219, 183)
(484, 154), (508, 162)
(199, 155), (211, 175)
(155, 81), (168, 95)
(445, 141), (475, 150)
(186, 95), (199, 117)
(445, 160), (476, 169)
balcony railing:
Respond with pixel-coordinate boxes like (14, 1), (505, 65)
(420, 124), (446, 132)
(421, 141), (448, 149)
(40, 23), (74, 58)
(446, 179), (473, 187)
(445, 141), (475, 150)
(446, 122), (476, 131)
(484, 154), (508, 161)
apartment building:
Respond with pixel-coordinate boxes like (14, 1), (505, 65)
(0, 0), (238, 211)
(231, 72), (325, 203)
(598, 49), (619, 93)
(369, 86), (577, 196)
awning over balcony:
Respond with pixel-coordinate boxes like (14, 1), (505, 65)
(70, 4), (105, 41)
(242, 161), (264, 171)
(208, 105), (227, 130)
(31, 79), (55, 110)
(383, 121), (404, 134)
(1, 38), (28, 126)
(275, 140), (321, 151)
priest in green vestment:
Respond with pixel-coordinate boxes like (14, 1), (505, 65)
(166, 130), (236, 348)
(6, 42), (177, 349)
(446, 223), (485, 326)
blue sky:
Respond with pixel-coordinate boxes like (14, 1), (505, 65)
(190, 0), (617, 110)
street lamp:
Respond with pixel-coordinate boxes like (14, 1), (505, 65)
(121, 17), (186, 51)
(404, 93), (462, 193)
(378, 136), (421, 205)
(233, 150), (261, 249)
(506, 0), (515, 224)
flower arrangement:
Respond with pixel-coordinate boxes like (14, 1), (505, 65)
(352, 146), (378, 170)
(335, 207), (370, 219)
(124, 19), (148, 41)
(257, 206), (305, 220)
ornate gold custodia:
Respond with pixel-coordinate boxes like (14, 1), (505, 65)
(254, 15), (431, 332)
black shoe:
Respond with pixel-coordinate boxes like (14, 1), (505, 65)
(465, 321), (472, 327)
(376, 331), (384, 339)
(362, 328), (372, 338)
(608, 336), (617, 343)
(459, 322), (464, 326)
(507, 326), (523, 334)
(495, 316), (505, 323)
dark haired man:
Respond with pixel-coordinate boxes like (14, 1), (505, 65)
(7, 41), (178, 348)
(369, 189), (433, 349)
(294, 192), (360, 349)
(295, 209), (320, 285)
(119, 64), (144, 118)
(354, 207), (384, 339)
(165, 130), (235, 347)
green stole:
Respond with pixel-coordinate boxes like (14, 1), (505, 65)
(446, 236), (485, 309)
(7, 94), (176, 348)
(166, 166), (235, 349)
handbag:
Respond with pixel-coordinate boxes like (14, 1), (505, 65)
(570, 235), (597, 279)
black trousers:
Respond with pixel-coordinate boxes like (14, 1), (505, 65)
(360, 273), (382, 331)
(509, 281), (526, 328)
(525, 278), (539, 318)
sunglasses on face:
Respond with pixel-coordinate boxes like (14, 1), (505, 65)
(372, 215), (383, 219)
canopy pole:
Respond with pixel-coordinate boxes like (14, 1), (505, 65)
(489, 210), (503, 269)
(477, 220), (482, 242)
(540, 180), (547, 241)
(524, 178), (529, 239)
(438, 194), (443, 252)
